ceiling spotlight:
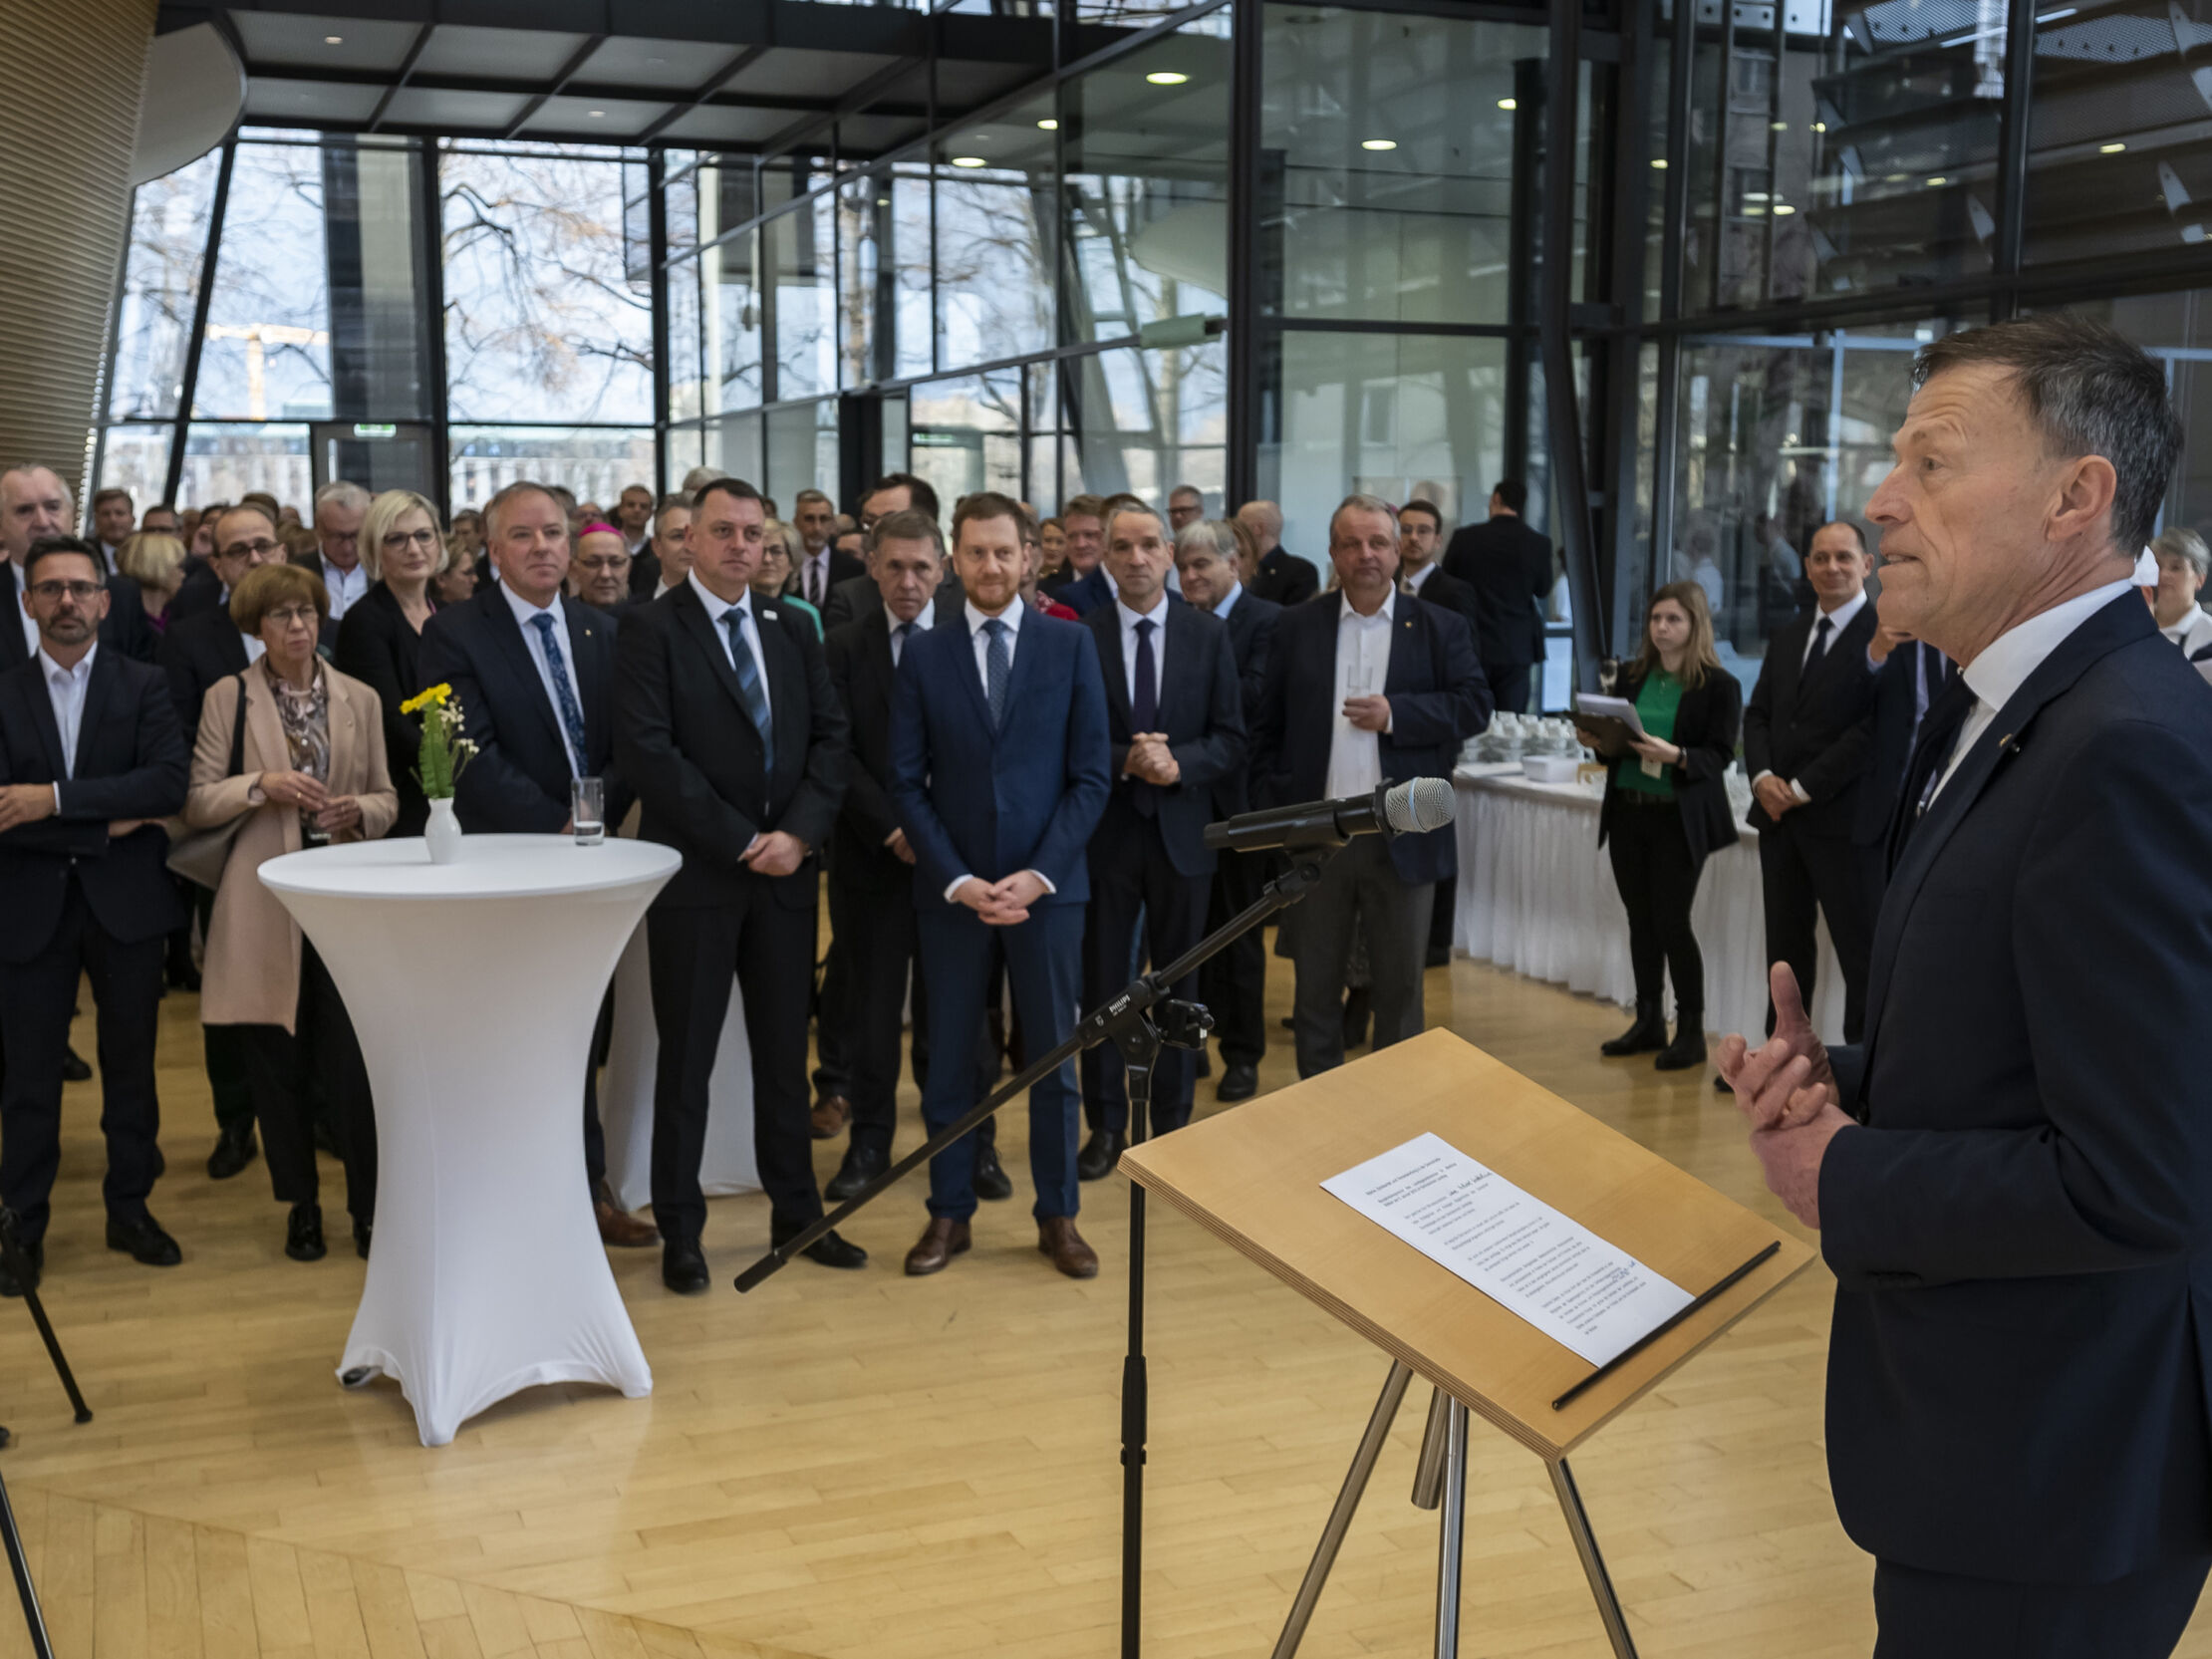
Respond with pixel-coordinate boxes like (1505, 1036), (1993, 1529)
(1770, 121), (1788, 131)
(1651, 157), (1668, 169)
(951, 155), (986, 167)
(1037, 118), (1059, 130)
(1811, 121), (1828, 133)
(1361, 138), (1396, 150)
(325, 34), (343, 44)
(1926, 175), (1948, 185)
(1498, 97), (1518, 111)
(1146, 71), (1189, 85)
(1744, 190), (1771, 201)
(588, 110), (607, 118)
(1745, 204), (1767, 215)
(2100, 140), (2125, 152)
(1773, 202), (1797, 214)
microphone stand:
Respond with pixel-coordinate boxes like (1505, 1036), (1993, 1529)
(0, 1208), (93, 1659)
(736, 838), (1347, 1659)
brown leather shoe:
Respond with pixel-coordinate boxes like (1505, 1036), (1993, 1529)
(1037, 1217), (1099, 1279)
(904, 1217), (970, 1276)
(810, 1095), (852, 1139)
(594, 1183), (660, 1248)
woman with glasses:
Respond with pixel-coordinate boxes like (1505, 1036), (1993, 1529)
(183, 563), (398, 1263)
(334, 489), (446, 836)
(755, 518), (823, 639)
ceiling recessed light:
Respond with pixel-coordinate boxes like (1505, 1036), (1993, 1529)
(1811, 121), (1828, 132)
(1744, 190), (1770, 201)
(1037, 118), (1059, 130)
(876, 196), (890, 205)
(2100, 140), (2125, 153)
(1773, 202), (1797, 214)
(1744, 205), (1767, 215)
(1651, 157), (1668, 169)
(1146, 71), (1189, 85)
(1926, 175), (1948, 185)
(588, 110), (606, 118)
(1361, 138), (1396, 150)
(324, 34), (343, 44)
(1498, 97), (1518, 111)
(951, 155), (986, 167)
(1770, 121), (1788, 131)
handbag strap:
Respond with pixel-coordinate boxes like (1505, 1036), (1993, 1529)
(227, 670), (248, 778)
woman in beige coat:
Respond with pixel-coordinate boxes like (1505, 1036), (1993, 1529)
(185, 563), (398, 1263)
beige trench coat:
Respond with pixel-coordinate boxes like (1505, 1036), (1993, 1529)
(185, 664), (399, 1032)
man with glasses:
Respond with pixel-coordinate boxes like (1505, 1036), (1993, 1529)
(570, 524), (634, 612)
(0, 537), (190, 1294)
(1, 465), (155, 671)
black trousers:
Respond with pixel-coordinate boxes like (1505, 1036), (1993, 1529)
(648, 881), (821, 1244)
(583, 987), (613, 1189)
(1199, 846), (1271, 1068)
(1758, 816), (1874, 1041)
(812, 896), (852, 1106)
(1487, 661), (1534, 716)
(1081, 819), (1209, 1138)
(235, 939), (376, 1224)
(1289, 835), (1427, 1078)
(190, 883), (254, 1134)
(1606, 797), (1709, 1018)
(0, 880), (165, 1244)
(1872, 1554), (2208, 1659)
(827, 868), (919, 1160)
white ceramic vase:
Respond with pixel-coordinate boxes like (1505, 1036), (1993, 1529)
(424, 796), (463, 865)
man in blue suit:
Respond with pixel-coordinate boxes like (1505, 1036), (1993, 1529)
(1722, 314), (2212, 1657)
(890, 490), (1111, 1278)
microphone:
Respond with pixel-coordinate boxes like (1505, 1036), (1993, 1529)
(1203, 777), (1456, 855)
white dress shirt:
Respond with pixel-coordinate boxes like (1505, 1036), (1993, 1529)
(886, 600), (933, 668)
(502, 583), (585, 777)
(688, 575), (775, 727)
(1933, 579), (2135, 802)
(1404, 561), (1438, 595)
(1756, 588), (1873, 803)
(320, 555), (369, 622)
(1325, 591), (1396, 801)
(40, 642), (96, 806)
(946, 599), (1052, 903)
(1212, 580), (1243, 625)
(1115, 592), (1170, 715)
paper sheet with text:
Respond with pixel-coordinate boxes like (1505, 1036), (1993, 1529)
(1320, 1132), (1692, 1367)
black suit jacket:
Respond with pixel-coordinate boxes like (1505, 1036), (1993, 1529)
(1409, 565), (1482, 647)
(1216, 589), (1280, 815)
(823, 608), (920, 894)
(157, 602), (251, 737)
(1849, 640), (1954, 849)
(614, 582), (849, 911)
(333, 581), (437, 836)
(1741, 600), (1880, 837)
(1441, 516), (1553, 670)
(166, 557), (223, 623)
(628, 549), (661, 598)
(1819, 592), (2212, 1583)
(1082, 599), (1246, 880)
(821, 573), (966, 634)
(0, 650), (189, 959)
(416, 584), (630, 836)
(1253, 595), (1491, 887)
(1248, 546), (1318, 608)
(788, 548), (865, 607)
(1594, 667), (1744, 867)
(0, 560), (155, 671)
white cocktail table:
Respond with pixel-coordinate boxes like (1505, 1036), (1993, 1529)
(259, 834), (681, 1446)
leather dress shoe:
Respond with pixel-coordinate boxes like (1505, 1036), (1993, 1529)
(662, 1239), (710, 1295)
(1076, 1129), (1126, 1183)
(61, 1047), (91, 1084)
(904, 1217), (970, 1276)
(0, 1240), (44, 1299)
(1037, 1217), (1099, 1279)
(353, 1219), (373, 1259)
(108, 1213), (181, 1267)
(594, 1181), (660, 1247)
(1216, 1062), (1258, 1103)
(285, 1204), (326, 1262)
(810, 1095), (852, 1140)
(206, 1121), (258, 1181)
(826, 1140), (888, 1202)
(772, 1221), (867, 1270)
(972, 1139), (1013, 1201)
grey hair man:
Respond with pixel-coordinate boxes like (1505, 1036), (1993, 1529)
(2, 464), (153, 668)
(301, 479), (372, 626)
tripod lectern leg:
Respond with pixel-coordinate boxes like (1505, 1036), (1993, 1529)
(1548, 1457), (1640, 1659)
(1269, 1360), (1414, 1659)
(1433, 1397), (1470, 1659)
(1410, 1386), (1451, 1510)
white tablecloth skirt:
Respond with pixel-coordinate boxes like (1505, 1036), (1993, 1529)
(599, 925), (761, 1214)
(1452, 766), (1846, 1045)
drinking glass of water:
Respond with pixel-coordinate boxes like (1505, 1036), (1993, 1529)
(572, 776), (605, 846)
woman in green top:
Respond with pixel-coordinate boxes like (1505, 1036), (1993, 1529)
(1578, 580), (1743, 1072)
(753, 519), (824, 639)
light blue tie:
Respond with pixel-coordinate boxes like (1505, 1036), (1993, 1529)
(722, 610), (775, 775)
(528, 611), (589, 773)
(982, 618), (1010, 728)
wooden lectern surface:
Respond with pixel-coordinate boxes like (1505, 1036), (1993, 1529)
(1119, 1027), (1813, 1460)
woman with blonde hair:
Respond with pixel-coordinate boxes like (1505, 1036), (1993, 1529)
(184, 562), (398, 1262)
(115, 530), (188, 628)
(334, 488), (446, 835)
(1577, 580), (1742, 1072)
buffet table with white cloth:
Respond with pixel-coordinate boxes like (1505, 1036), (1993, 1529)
(1451, 761), (1846, 1045)
(258, 834), (679, 1447)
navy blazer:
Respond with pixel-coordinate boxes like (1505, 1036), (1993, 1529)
(1251, 593), (1491, 888)
(1848, 639), (1953, 849)
(615, 581), (848, 911)
(889, 606), (1111, 908)
(418, 583), (631, 836)
(1216, 589), (1280, 816)
(1082, 598), (1246, 880)
(0, 650), (188, 960)
(1741, 600), (1881, 837)
(1818, 592), (2212, 1583)
(823, 606), (916, 894)
(1055, 565), (1114, 618)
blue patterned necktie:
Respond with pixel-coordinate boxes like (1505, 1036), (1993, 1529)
(721, 610), (775, 774)
(1131, 617), (1159, 819)
(982, 618), (1010, 728)
(528, 611), (589, 774)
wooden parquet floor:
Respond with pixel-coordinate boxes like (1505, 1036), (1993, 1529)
(3, 946), (2208, 1659)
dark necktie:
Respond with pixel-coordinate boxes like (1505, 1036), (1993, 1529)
(806, 559), (821, 605)
(892, 620), (913, 668)
(528, 611), (589, 774)
(1131, 617), (1159, 819)
(1886, 671), (1978, 876)
(1802, 614), (1833, 678)
(721, 610), (775, 775)
(982, 618), (1010, 727)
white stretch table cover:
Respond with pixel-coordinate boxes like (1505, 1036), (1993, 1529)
(600, 926), (759, 1215)
(258, 834), (680, 1447)
(1452, 764), (1847, 1045)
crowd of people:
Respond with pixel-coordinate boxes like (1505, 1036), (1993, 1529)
(0, 461), (1551, 1296)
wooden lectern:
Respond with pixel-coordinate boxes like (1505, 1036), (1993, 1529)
(1119, 1027), (1813, 1658)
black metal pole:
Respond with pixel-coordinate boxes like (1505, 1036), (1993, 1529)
(0, 1217), (88, 1425)
(1116, 1027), (1157, 1659)
(0, 1471), (55, 1659)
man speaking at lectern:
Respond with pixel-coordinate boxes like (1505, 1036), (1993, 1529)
(1719, 314), (2212, 1656)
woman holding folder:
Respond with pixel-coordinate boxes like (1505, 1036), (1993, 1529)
(1579, 581), (1741, 1072)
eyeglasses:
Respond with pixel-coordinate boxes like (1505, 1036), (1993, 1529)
(219, 538), (282, 561)
(28, 580), (103, 603)
(263, 605), (319, 628)
(382, 528), (439, 549)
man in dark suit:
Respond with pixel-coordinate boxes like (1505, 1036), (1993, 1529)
(292, 480), (370, 635)
(0, 538), (189, 1293)
(821, 473), (944, 629)
(889, 490), (1110, 1278)
(1176, 520), (1279, 1104)
(418, 481), (654, 1249)
(628, 494), (691, 601)
(1235, 499), (1320, 608)
(2, 465), (155, 669)
(1849, 612), (1956, 917)
(1074, 502), (1245, 1178)
(788, 489), (863, 608)
(616, 475), (862, 1292)
(1440, 479), (1554, 714)
(1253, 495), (1489, 1078)
(1040, 493), (1114, 616)
(1741, 519), (1881, 1042)
(1721, 314), (2212, 1658)
(1399, 497), (1484, 966)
